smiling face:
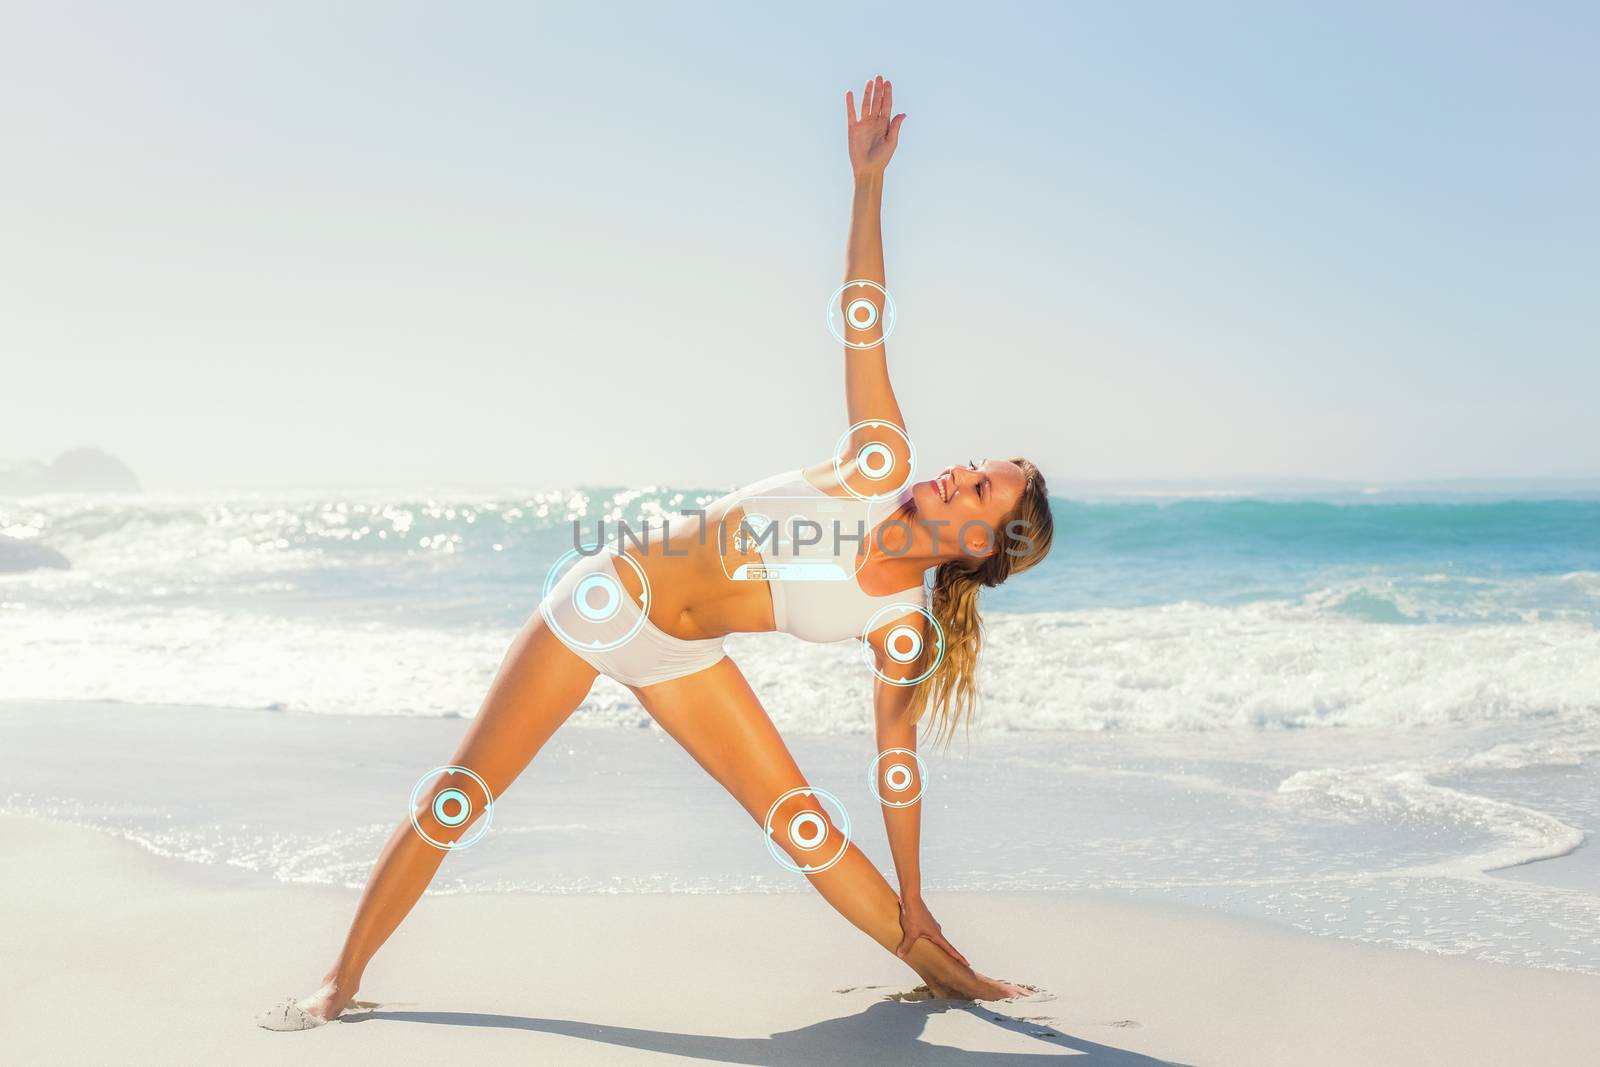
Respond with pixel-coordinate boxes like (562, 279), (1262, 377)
(908, 458), (1028, 559)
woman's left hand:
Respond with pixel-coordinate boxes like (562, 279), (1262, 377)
(896, 895), (970, 967)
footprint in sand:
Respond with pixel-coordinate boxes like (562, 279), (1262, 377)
(883, 983), (1055, 1005)
(255, 998), (381, 1031)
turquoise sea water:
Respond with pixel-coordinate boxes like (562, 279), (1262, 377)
(3, 485), (1599, 973)
(7, 487), (1600, 624)
(1009, 494), (1600, 618)
(3, 486), (1599, 728)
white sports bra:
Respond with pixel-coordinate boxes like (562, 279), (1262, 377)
(710, 469), (927, 643)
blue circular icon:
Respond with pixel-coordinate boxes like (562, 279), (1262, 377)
(868, 747), (928, 808)
(574, 573), (621, 622)
(833, 420), (915, 502)
(409, 765), (494, 850)
(762, 786), (851, 875)
(432, 787), (471, 826)
(827, 279), (897, 349)
(861, 603), (943, 687)
(846, 298), (878, 331)
(857, 442), (894, 479)
(883, 623), (923, 663)
(541, 546), (652, 653)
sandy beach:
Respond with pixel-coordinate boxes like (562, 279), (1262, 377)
(7, 3), (1598, 1063)
(3, 812), (1593, 1066)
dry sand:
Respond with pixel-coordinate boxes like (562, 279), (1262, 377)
(2, 814), (1593, 1065)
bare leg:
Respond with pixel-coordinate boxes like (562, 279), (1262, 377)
(633, 657), (1026, 1000)
(301, 615), (598, 1020)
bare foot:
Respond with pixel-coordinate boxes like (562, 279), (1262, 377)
(257, 980), (381, 1032)
(927, 967), (1036, 1002)
(298, 978), (359, 1022)
(966, 974), (1037, 1001)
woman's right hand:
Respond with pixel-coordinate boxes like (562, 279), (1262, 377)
(846, 74), (907, 178)
(896, 894), (970, 967)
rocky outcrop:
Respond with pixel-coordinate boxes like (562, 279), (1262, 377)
(0, 448), (141, 494)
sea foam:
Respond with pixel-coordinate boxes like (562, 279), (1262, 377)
(4, 601), (1598, 734)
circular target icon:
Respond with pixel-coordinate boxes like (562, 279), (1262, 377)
(573, 573), (621, 622)
(408, 765), (494, 850)
(833, 420), (916, 501)
(883, 623), (923, 663)
(826, 279), (897, 350)
(856, 442), (894, 480)
(789, 811), (828, 849)
(762, 786), (851, 875)
(861, 603), (944, 687)
(869, 747), (928, 808)
(433, 788), (471, 826)
(541, 546), (651, 653)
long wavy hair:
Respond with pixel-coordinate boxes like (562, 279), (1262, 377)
(905, 458), (1054, 742)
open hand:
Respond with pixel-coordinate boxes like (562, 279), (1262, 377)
(896, 895), (970, 967)
(846, 74), (907, 177)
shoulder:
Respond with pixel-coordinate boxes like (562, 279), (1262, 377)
(864, 599), (931, 660)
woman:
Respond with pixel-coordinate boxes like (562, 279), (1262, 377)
(269, 74), (1055, 1029)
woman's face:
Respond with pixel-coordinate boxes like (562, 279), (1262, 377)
(909, 458), (1027, 559)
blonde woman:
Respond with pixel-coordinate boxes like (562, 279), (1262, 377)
(269, 74), (1055, 1029)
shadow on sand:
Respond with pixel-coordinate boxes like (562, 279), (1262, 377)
(348, 997), (1192, 1065)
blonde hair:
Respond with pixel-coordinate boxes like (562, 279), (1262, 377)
(906, 458), (1054, 742)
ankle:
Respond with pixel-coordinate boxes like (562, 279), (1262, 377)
(319, 968), (361, 993)
(904, 942), (967, 988)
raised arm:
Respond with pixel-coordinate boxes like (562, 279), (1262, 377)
(842, 75), (909, 435)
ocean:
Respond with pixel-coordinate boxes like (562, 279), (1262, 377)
(3, 485), (1598, 973)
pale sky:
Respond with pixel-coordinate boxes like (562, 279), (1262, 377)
(2, 2), (1595, 490)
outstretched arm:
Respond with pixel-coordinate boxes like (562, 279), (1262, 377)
(842, 75), (909, 435)
(871, 627), (971, 968)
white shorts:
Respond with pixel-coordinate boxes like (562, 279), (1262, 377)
(540, 549), (727, 688)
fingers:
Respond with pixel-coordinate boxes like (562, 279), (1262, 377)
(933, 933), (970, 968)
(895, 932), (915, 958)
(887, 113), (906, 145)
(851, 75), (898, 123)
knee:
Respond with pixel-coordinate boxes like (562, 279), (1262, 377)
(408, 769), (495, 849)
(762, 786), (849, 870)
